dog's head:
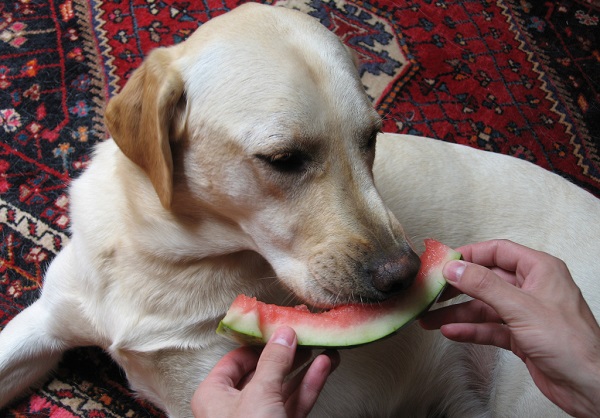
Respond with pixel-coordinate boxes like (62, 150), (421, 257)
(105, 3), (420, 308)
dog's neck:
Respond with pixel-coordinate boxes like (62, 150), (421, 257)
(68, 141), (287, 351)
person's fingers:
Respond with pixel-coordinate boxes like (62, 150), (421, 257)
(420, 298), (503, 330)
(200, 346), (260, 389)
(251, 326), (298, 391)
(436, 265), (518, 303)
(456, 240), (541, 281)
(442, 259), (533, 322)
(303, 351), (339, 394)
(237, 346), (314, 391)
(439, 322), (512, 350)
(191, 346), (259, 415)
(282, 350), (340, 398)
(285, 351), (340, 418)
(435, 284), (462, 302)
(487, 266), (518, 286)
(289, 348), (314, 374)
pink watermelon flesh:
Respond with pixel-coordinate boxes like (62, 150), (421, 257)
(217, 239), (461, 348)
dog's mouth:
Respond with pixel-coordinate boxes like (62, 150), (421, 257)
(318, 290), (397, 310)
(277, 279), (414, 312)
(308, 271), (420, 310)
(263, 283), (424, 321)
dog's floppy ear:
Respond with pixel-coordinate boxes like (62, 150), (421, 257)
(105, 47), (185, 210)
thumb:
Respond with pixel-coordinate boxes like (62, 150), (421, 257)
(443, 260), (530, 321)
(252, 326), (298, 390)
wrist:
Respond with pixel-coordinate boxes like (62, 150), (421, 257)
(580, 366), (600, 417)
(570, 349), (600, 417)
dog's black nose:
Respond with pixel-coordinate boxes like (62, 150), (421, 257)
(370, 250), (421, 296)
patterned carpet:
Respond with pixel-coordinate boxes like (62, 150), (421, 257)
(0, 0), (598, 416)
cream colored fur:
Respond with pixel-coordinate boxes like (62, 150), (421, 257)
(1, 3), (599, 417)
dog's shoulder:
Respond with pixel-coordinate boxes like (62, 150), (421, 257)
(69, 139), (165, 251)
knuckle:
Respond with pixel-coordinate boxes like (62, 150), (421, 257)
(467, 265), (497, 295)
(492, 238), (511, 252)
(261, 348), (291, 368)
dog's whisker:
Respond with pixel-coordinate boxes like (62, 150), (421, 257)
(379, 109), (394, 123)
(256, 275), (278, 282)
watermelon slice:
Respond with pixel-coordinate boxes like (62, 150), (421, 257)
(217, 239), (461, 348)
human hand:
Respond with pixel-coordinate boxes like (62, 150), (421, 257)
(192, 326), (339, 418)
(420, 239), (600, 418)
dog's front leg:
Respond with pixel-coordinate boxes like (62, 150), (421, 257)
(0, 245), (89, 407)
(0, 298), (67, 407)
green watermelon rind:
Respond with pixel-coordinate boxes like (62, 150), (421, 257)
(216, 322), (265, 346)
(217, 283), (447, 348)
(217, 241), (460, 348)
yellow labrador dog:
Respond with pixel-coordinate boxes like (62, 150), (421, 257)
(1, 3), (599, 417)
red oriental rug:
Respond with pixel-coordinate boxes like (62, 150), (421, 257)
(0, 0), (599, 416)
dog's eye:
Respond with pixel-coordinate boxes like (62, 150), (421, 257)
(257, 152), (307, 173)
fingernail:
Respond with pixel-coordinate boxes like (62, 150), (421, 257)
(270, 326), (295, 348)
(443, 260), (466, 283)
